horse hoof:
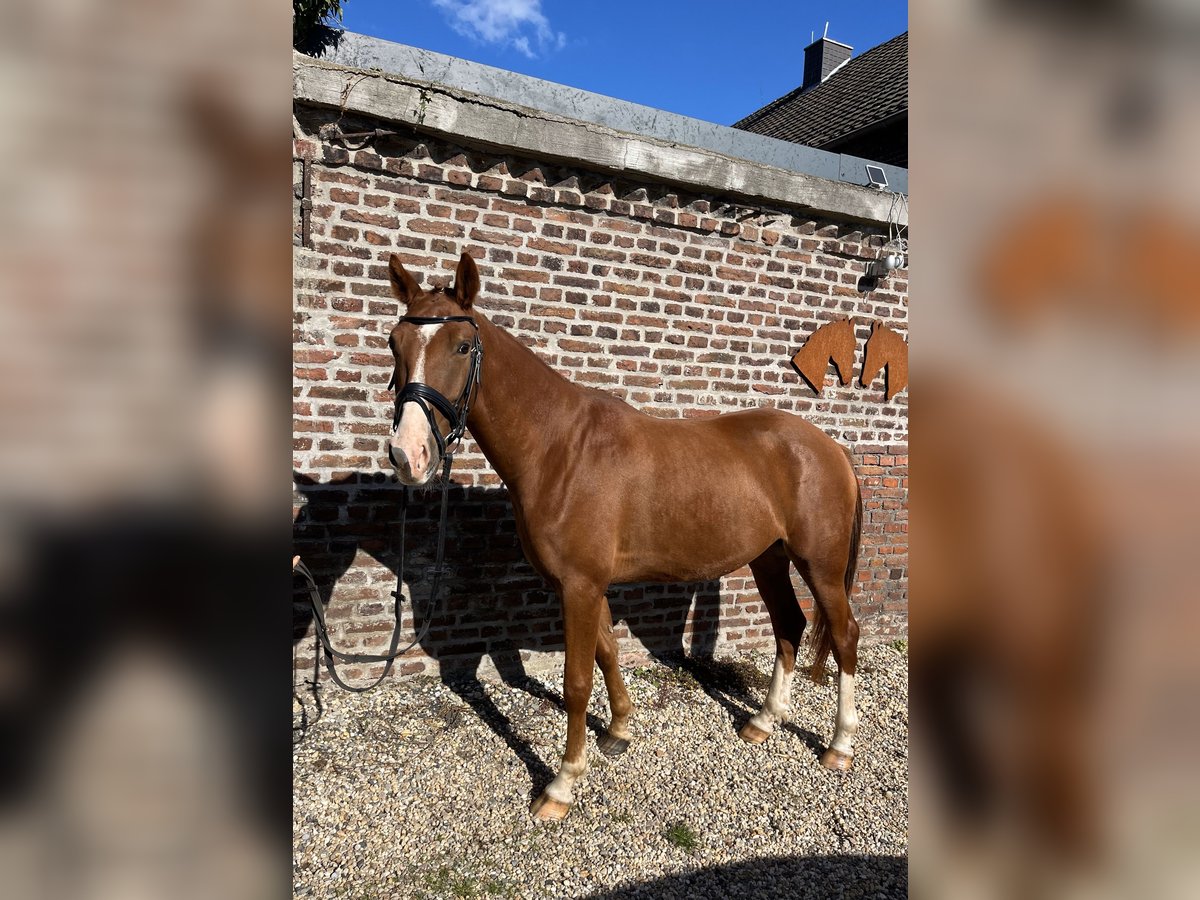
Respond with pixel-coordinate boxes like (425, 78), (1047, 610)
(820, 748), (853, 771)
(598, 732), (630, 757)
(739, 721), (771, 744)
(530, 792), (572, 822)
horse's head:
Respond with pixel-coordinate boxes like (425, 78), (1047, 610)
(829, 316), (856, 385)
(860, 320), (884, 388)
(385, 252), (483, 485)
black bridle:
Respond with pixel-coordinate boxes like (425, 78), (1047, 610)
(294, 313), (483, 692)
(388, 315), (483, 463)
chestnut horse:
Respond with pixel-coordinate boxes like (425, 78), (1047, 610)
(385, 252), (863, 821)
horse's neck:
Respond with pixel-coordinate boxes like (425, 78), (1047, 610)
(466, 314), (583, 492)
(863, 330), (892, 382)
(832, 323), (855, 380)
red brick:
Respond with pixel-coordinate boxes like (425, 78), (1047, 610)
(470, 228), (522, 247)
(409, 219), (464, 237)
(342, 209), (399, 228)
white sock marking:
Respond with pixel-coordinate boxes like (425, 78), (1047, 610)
(750, 655), (794, 733)
(830, 670), (858, 754)
(544, 756), (587, 805)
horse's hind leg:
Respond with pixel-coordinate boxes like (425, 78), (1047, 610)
(795, 556), (861, 771)
(739, 546), (806, 744)
(595, 594), (633, 756)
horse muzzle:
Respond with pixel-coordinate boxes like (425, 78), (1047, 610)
(388, 443), (440, 486)
(388, 406), (440, 485)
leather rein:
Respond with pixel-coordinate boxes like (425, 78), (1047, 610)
(295, 313), (483, 691)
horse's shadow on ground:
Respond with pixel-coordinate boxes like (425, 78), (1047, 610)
(293, 472), (824, 798)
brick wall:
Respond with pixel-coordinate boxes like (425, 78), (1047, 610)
(292, 103), (908, 684)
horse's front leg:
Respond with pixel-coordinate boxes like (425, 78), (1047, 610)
(531, 579), (603, 822)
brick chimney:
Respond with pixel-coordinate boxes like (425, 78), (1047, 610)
(803, 34), (852, 91)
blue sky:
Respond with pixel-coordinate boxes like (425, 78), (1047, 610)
(338, 1), (908, 126)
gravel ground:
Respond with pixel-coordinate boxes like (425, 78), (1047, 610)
(293, 642), (908, 899)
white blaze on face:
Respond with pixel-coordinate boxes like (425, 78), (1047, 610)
(389, 324), (443, 479)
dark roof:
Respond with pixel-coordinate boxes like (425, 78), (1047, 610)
(733, 31), (908, 151)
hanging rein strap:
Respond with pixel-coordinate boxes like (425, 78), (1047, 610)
(294, 449), (455, 693)
(296, 313), (482, 692)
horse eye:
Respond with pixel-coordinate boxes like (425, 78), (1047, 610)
(456, 342), (471, 355)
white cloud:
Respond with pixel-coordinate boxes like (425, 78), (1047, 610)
(432, 0), (566, 58)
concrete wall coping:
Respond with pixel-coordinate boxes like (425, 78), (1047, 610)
(328, 33), (907, 195)
(294, 45), (908, 228)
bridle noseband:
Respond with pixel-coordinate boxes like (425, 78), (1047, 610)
(388, 315), (483, 462)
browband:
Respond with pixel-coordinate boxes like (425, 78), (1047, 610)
(387, 315), (479, 391)
(398, 315), (478, 326)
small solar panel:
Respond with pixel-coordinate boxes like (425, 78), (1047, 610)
(865, 165), (888, 189)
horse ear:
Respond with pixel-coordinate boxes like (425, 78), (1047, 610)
(388, 254), (421, 305)
(453, 252), (480, 310)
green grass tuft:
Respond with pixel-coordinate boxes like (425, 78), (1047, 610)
(482, 876), (516, 897)
(663, 820), (700, 852)
(419, 865), (517, 899)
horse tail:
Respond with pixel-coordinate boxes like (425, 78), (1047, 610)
(810, 450), (862, 683)
(844, 457), (864, 599)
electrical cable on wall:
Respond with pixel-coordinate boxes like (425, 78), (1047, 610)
(865, 185), (908, 281)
